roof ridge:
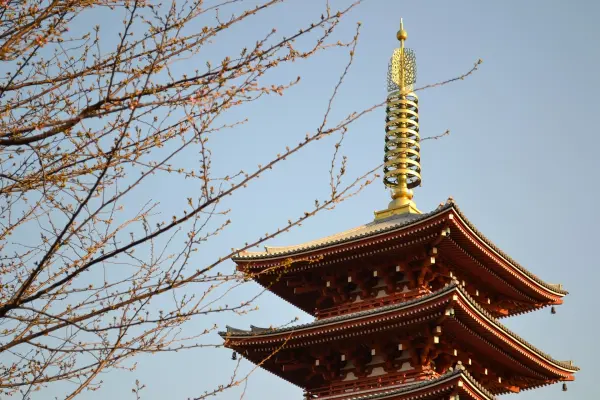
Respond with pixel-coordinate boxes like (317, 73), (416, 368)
(234, 202), (452, 259)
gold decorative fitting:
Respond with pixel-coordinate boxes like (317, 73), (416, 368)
(387, 49), (416, 93)
(375, 18), (422, 220)
(396, 29), (408, 41)
(384, 92), (421, 189)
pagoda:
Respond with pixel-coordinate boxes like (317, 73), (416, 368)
(220, 20), (578, 399)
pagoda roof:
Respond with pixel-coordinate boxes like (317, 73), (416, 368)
(234, 200), (567, 298)
(339, 367), (495, 400)
(221, 282), (578, 376)
(235, 204), (439, 260)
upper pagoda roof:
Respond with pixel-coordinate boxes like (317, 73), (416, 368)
(234, 199), (567, 299)
(235, 204), (436, 260)
(221, 282), (578, 376)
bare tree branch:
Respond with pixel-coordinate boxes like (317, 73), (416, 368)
(0, 1), (480, 398)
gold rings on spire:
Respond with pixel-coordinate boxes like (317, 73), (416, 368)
(383, 92), (421, 190)
(375, 18), (422, 219)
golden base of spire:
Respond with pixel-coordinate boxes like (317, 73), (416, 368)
(374, 189), (422, 220)
(374, 201), (421, 220)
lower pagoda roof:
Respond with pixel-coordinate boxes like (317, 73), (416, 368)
(341, 367), (495, 400)
(221, 282), (577, 393)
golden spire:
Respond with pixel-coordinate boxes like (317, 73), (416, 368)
(375, 18), (422, 220)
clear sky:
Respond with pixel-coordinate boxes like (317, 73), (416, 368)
(41, 0), (600, 399)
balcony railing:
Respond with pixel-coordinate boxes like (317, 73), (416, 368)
(315, 289), (430, 319)
(306, 369), (437, 398)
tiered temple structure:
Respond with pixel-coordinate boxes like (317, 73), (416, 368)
(220, 20), (578, 399)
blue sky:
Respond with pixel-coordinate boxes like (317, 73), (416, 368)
(39, 1), (600, 399)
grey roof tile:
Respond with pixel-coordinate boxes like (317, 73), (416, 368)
(234, 204), (445, 260)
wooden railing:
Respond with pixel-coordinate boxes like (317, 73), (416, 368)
(307, 370), (436, 398)
(315, 289), (429, 319)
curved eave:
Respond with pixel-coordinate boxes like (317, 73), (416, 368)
(450, 288), (577, 375)
(220, 284), (578, 377)
(448, 206), (567, 298)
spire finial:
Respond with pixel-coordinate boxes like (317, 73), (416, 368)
(375, 18), (422, 220)
(397, 18), (408, 44)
